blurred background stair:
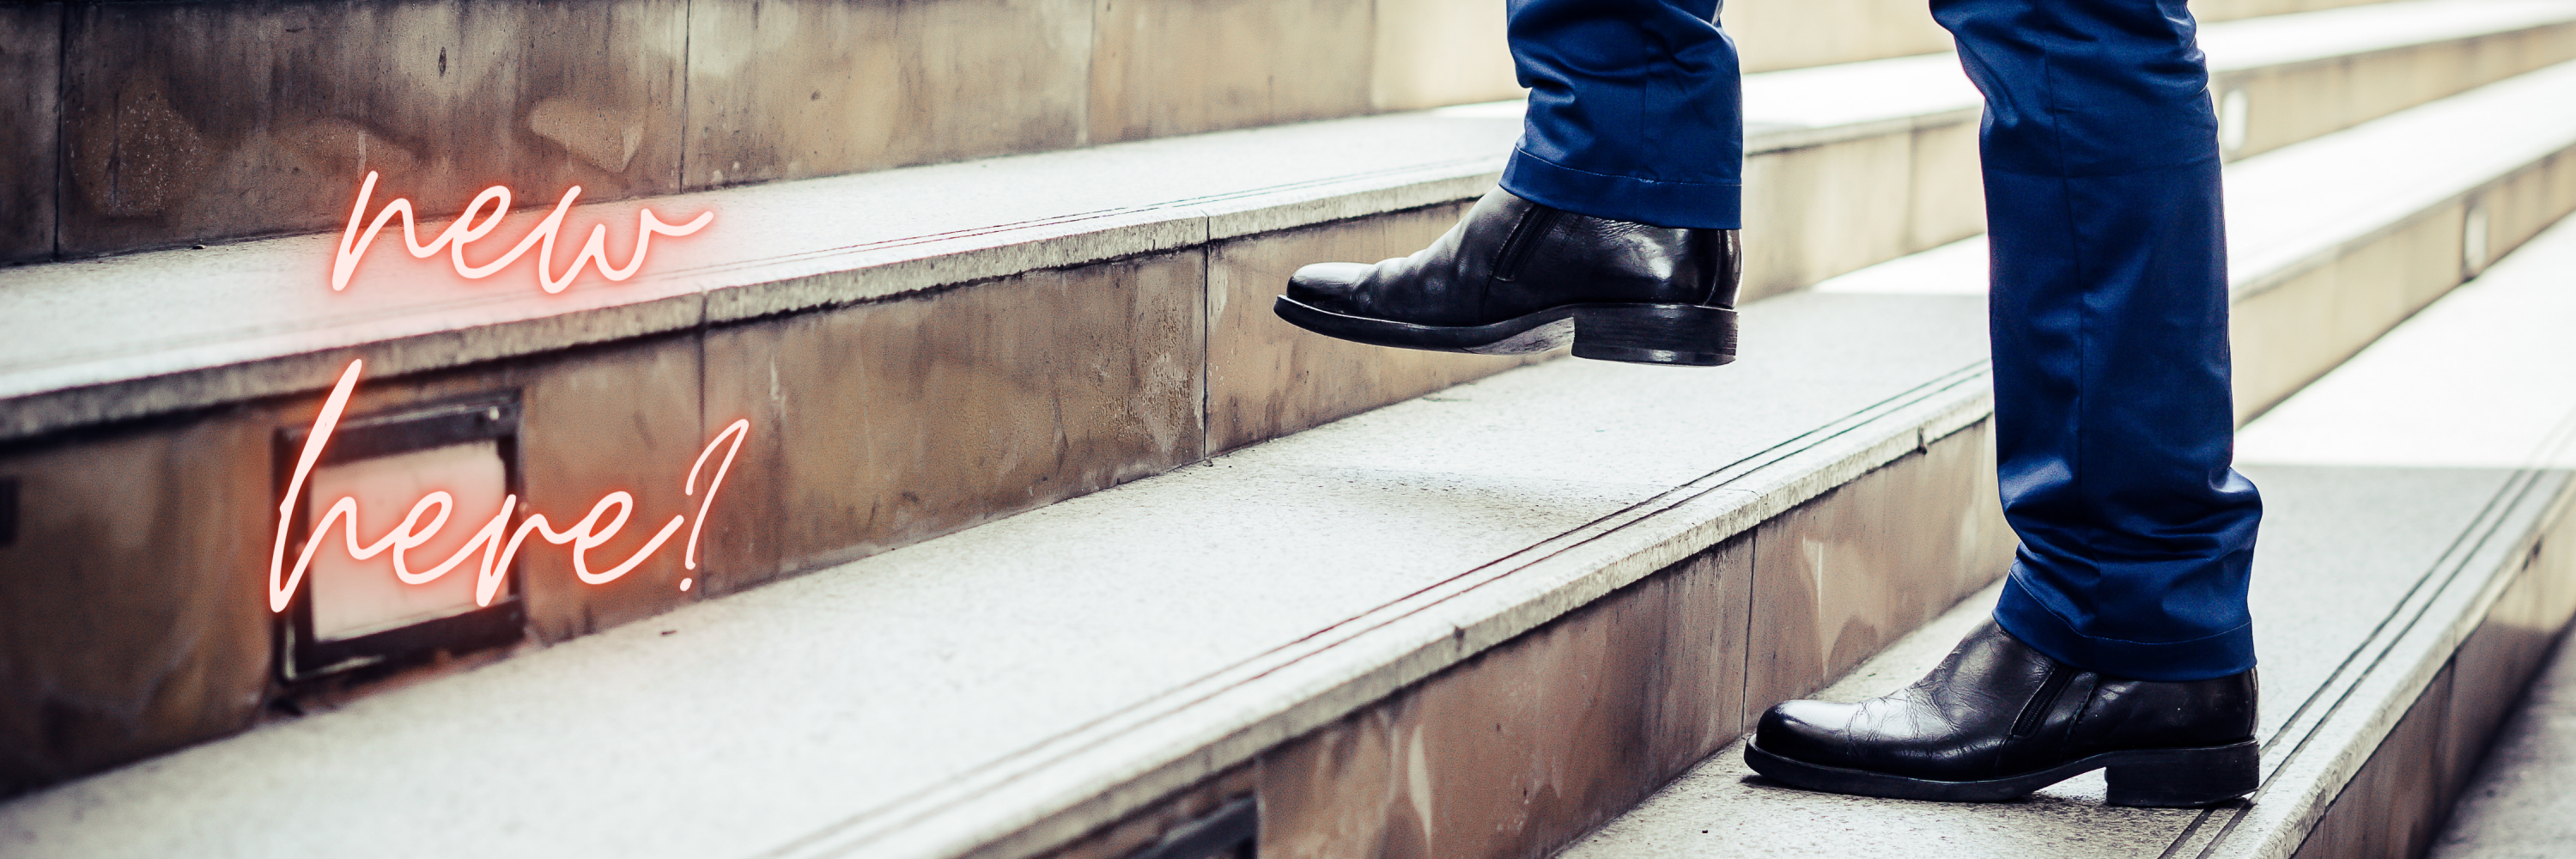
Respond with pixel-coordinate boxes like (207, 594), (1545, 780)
(3, 1), (2575, 858)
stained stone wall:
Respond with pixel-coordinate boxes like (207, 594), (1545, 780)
(2, 0), (1515, 265)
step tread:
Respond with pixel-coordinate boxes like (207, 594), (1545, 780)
(0, 289), (1995, 859)
(4, 0), (2567, 442)
(2202, 0), (2576, 71)
(1558, 209), (2576, 859)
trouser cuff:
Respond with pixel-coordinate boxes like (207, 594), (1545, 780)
(1994, 572), (2257, 682)
(1502, 148), (1741, 229)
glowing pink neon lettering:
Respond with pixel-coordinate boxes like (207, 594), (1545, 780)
(269, 359), (750, 613)
(331, 172), (714, 294)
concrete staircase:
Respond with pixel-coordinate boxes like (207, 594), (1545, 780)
(3, 1), (2575, 857)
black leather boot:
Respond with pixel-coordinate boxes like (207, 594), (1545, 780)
(1274, 188), (1742, 366)
(1746, 620), (2259, 807)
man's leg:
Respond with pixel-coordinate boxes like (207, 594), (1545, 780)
(1504, 0), (1743, 229)
(1949, 0), (2263, 682)
(1270, 0), (1746, 367)
(1745, 0), (2265, 807)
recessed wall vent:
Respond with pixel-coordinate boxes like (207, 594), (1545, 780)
(274, 393), (526, 682)
(1128, 796), (1257, 859)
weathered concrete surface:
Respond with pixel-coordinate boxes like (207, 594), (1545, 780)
(683, 0), (1091, 188)
(1088, 0), (1376, 144)
(1370, 0), (1520, 111)
(1742, 422), (2016, 722)
(700, 252), (1207, 590)
(0, 5), (58, 265)
(0, 413), (276, 797)
(1723, 0), (1954, 74)
(1258, 539), (1762, 859)
(57, 0), (690, 258)
(2430, 620), (2576, 858)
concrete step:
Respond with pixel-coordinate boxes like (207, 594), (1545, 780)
(9, 50), (2576, 859)
(11, 0), (2561, 435)
(2203, 0), (2576, 159)
(4, 0), (2576, 806)
(1564, 197), (2576, 859)
(1822, 54), (2576, 421)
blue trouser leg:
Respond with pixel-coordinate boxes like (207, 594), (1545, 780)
(1506, 0), (2263, 680)
(1933, 0), (2263, 681)
(1503, 0), (1743, 229)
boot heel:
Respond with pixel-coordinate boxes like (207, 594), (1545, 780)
(1572, 304), (1738, 366)
(2104, 741), (2259, 807)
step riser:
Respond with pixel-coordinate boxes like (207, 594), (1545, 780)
(2290, 499), (2576, 858)
(2233, 148), (2576, 422)
(1723, 0), (1953, 74)
(2217, 20), (2576, 160)
(1741, 119), (1986, 302)
(1026, 418), (2015, 859)
(1207, 202), (1544, 454)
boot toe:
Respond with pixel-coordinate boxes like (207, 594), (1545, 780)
(1285, 261), (1376, 311)
(1756, 698), (1862, 766)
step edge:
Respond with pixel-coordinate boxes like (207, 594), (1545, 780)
(777, 367), (2000, 859)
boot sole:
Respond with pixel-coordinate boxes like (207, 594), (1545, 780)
(1272, 295), (1738, 367)
(1743, 739), (2259, 807)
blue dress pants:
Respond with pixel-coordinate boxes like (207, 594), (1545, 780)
(1505, 0), (2264, 681)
